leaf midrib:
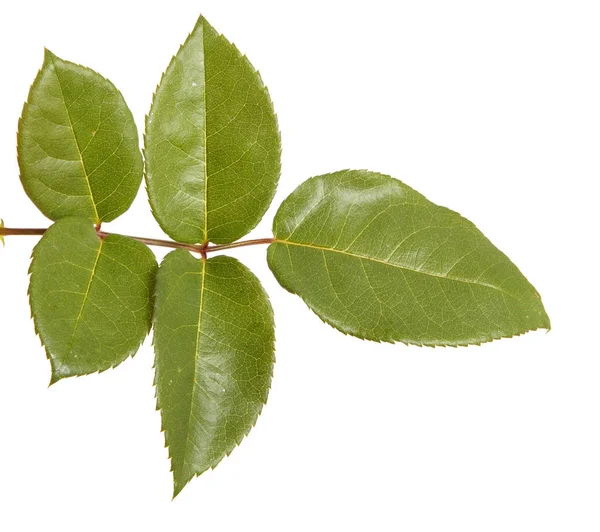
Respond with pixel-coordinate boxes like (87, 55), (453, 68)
(274, 239), (522, 303)
(201, 21), (209, 244)
(50, 54), (100, 224)
(63, 239), (104, 361)
(182, 257), (207, 474)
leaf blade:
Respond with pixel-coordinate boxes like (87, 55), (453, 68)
(145, 15), (281, 244)
(18, 50), (143, 223)
(268, 170), (550, 346)
(153, 251), (275, 497)
(29, 218), (157, 382)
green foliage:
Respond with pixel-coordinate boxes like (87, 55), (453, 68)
(29, 218), (157, 382)
(2, 13), (549, 497)
(17, 50), (143, 224)
(268, 170), (550, 345)
(153, 251), (274, 497)
(144, 16), (281, 245)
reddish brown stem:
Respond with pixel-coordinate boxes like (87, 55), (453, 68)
(0, 228), (46, 236)
(0, 227), (273, 255)
(97, 231), (204, 253)
(204, 238), (274, 253)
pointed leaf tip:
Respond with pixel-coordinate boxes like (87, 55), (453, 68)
(194, 13), (208, 28)
(48, 371), (62, 387)
(43, 47), (56, 62)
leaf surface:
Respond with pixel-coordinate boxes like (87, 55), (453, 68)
(268, 170), (550, 346)
(18, 50), (143, 223)
(153, 251), (274, 497)
(145, 15), (281, 245)
(29, 218), (157, 382)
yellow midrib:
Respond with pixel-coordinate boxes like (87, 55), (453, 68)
(181, 257), (207, 474)
(274, 239), (520, 301)
(201, 21), (209, 244)
(63, 239), (104, 361)
(51, 55), (100, 225)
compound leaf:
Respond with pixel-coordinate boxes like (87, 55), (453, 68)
(18, 50), (143, 224)
(145, 15), (281, 245)
(268, 170), (550, 346)
(29, 218), (157, 382)
(153, 251), (274, 497)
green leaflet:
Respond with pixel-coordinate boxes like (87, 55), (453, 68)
(153, 251), (274, 497)
(29, 218), (157, 382)
(144, 15), (281, 245)
(268, 170), (550, 346)
(18, 50), (143, 224)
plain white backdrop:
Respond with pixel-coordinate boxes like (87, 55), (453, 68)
(1, 1), (598, 530)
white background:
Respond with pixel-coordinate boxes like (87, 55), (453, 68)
(0, 1), (598, 530)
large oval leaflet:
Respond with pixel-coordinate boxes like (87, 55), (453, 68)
(145, 15), (281, 245)
(153, 251), (275, 497)
(29, 218), (157, 382)
(268, 170), (550, 346)
(18, 50), (143, 224)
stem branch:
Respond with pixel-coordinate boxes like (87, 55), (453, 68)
(0, 227), (274, 254)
